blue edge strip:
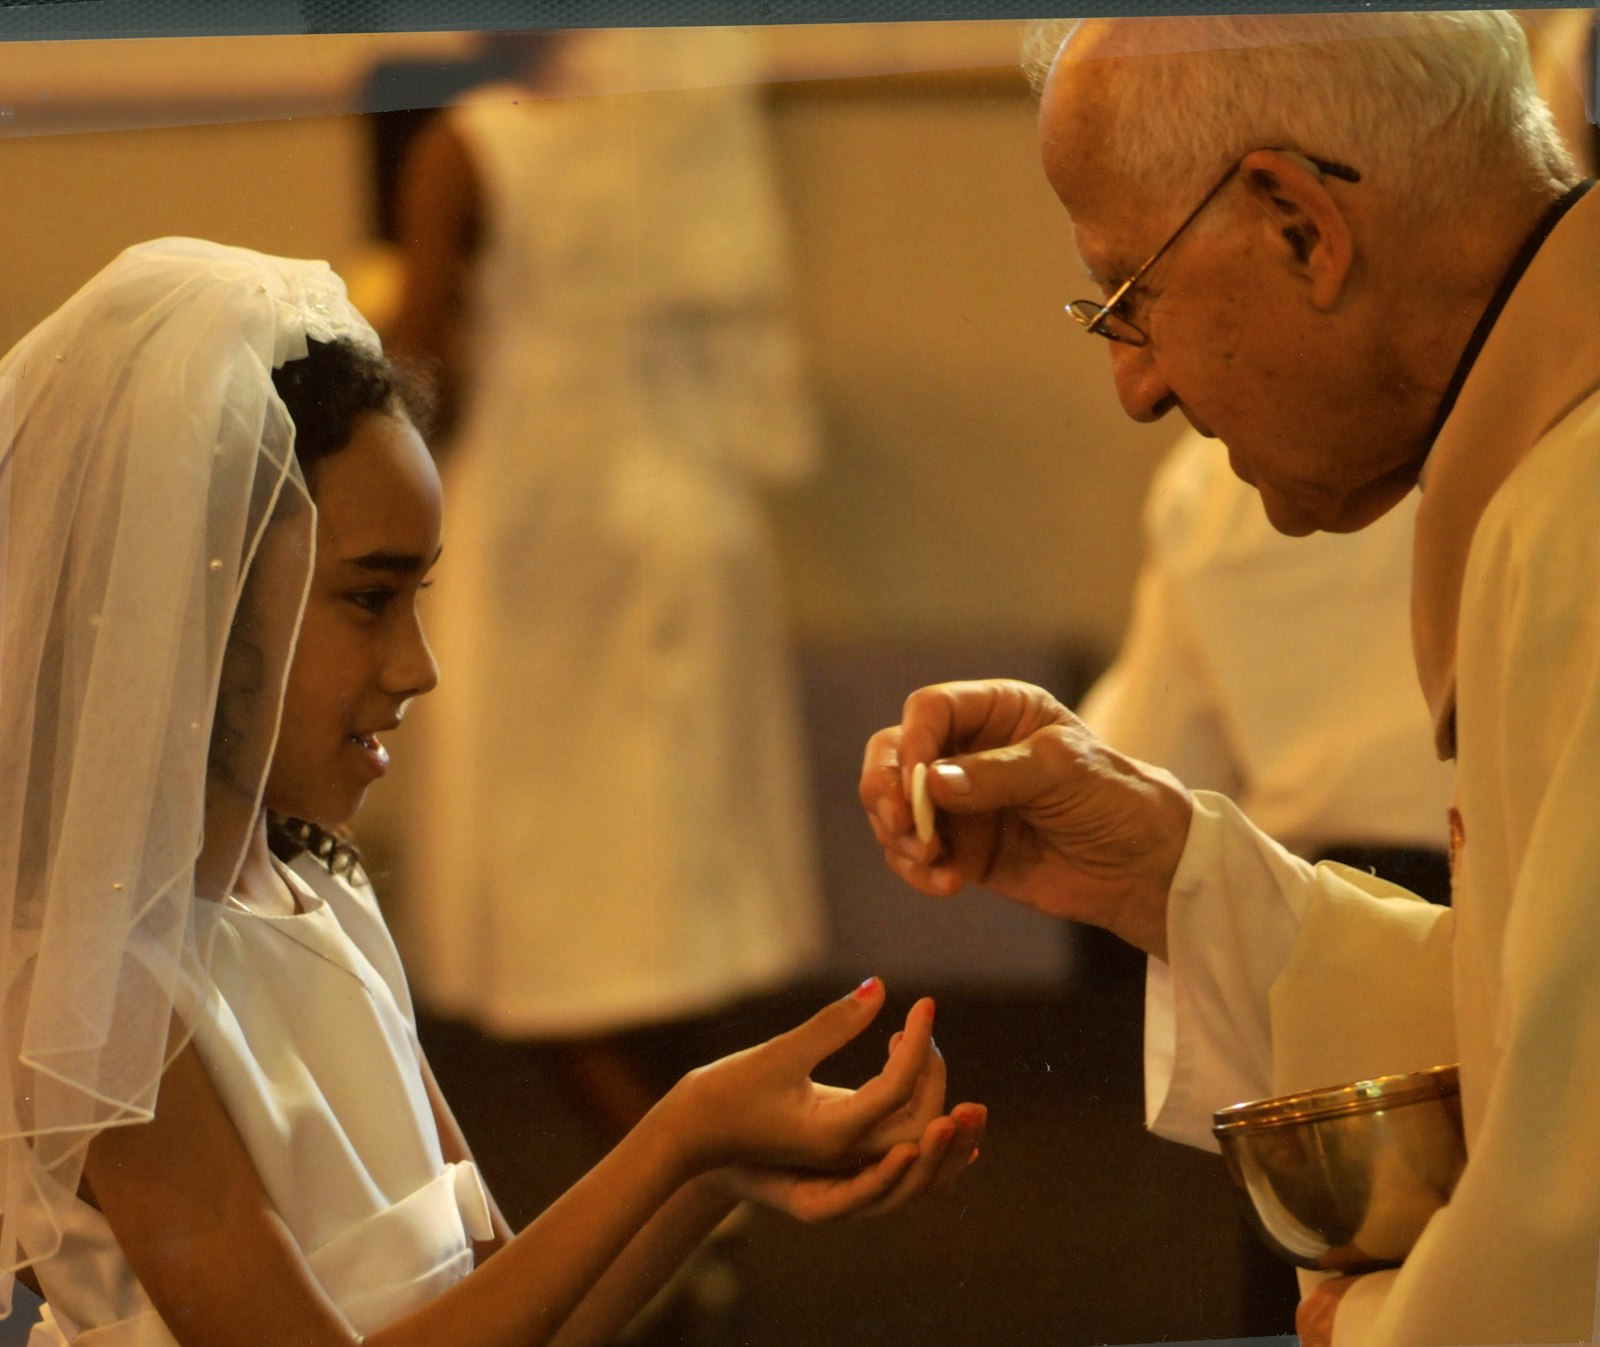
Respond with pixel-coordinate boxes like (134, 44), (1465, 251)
(0, 0), (1524, 40)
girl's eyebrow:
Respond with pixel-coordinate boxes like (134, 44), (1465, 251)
(343, 545), (444, 576)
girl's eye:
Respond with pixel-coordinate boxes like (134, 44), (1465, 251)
(348, 588), (395, 615)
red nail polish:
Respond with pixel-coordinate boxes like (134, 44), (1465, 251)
(854, 976), (880, 1000)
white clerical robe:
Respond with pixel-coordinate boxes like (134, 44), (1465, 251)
(1146, 186), (1600, 1345)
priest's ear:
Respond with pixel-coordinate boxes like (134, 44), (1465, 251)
(1238, 148), (1355, 311)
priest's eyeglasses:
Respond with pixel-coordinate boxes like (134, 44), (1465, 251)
(1066, 152), (1362, 347)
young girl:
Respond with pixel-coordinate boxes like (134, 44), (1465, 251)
(0, 238), (985, 1346)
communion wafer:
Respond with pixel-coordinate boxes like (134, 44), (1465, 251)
(911, 761), (936, 844)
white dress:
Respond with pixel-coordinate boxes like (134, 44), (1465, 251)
(25, 855), (493, 1344)
(401, 33), (826, 1037)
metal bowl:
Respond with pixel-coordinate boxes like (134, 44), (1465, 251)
(1212, 1063), (1466, 1274)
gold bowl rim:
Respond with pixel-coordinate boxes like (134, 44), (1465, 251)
(1211, 1062), (1460, 1135)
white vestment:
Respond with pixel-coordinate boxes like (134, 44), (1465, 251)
(1146, 187), (1600, 1344)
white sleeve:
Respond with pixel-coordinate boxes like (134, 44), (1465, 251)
(1143, 790), (1312, 1148)
(1146, 792), (1454, 1152)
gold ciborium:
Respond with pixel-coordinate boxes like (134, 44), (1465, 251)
(1212, 1064), (1466, 1274)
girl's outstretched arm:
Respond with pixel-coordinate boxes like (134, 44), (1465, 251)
(83, 980), (981, 1347)
(550, 985), (986, 1345)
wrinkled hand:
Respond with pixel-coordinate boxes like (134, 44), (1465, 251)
(663, 979), (975, 1177)
(1296, 1275), (1358, 1347)
(859, 679), (1191, 958)
(721, 1101), (987, 1223)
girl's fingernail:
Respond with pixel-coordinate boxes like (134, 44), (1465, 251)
(854, 976), (880, 1000)
(931, 762), (972, 794)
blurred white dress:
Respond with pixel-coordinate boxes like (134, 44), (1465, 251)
(402, 32), (826, 1037)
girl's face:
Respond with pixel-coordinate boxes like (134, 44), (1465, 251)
(264, 410), (443, 828)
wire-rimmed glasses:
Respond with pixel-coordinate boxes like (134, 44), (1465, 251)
(1066, 152), (1362, 347)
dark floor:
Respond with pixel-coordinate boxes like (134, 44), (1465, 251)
(419, 929), (1302, 1347)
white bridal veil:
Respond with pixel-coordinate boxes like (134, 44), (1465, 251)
(0, 237), (379, 1306)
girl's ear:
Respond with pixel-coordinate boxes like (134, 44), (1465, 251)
(1238, 148), (1355, 312)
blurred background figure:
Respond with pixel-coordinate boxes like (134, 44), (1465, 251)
(1520, 7), (1600, 176)
(1076, 430), (1457, 1336)
(384, 27), (826, 1163)
(1079, 431), (1456, 904)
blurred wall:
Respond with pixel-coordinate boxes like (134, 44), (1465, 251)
(765, 74), (1172, 653)
(1, 116), (368, 340)
(0, 27), (1178, 674)
(4, 16), (1595, 658)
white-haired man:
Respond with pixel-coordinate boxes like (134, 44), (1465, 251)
(862, 13), (1600, 1345)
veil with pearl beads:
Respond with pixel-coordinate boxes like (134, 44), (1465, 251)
(0, 237), (379, 1312)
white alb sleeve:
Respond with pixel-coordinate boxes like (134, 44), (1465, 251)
(1147, 791), (1455, 1150)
